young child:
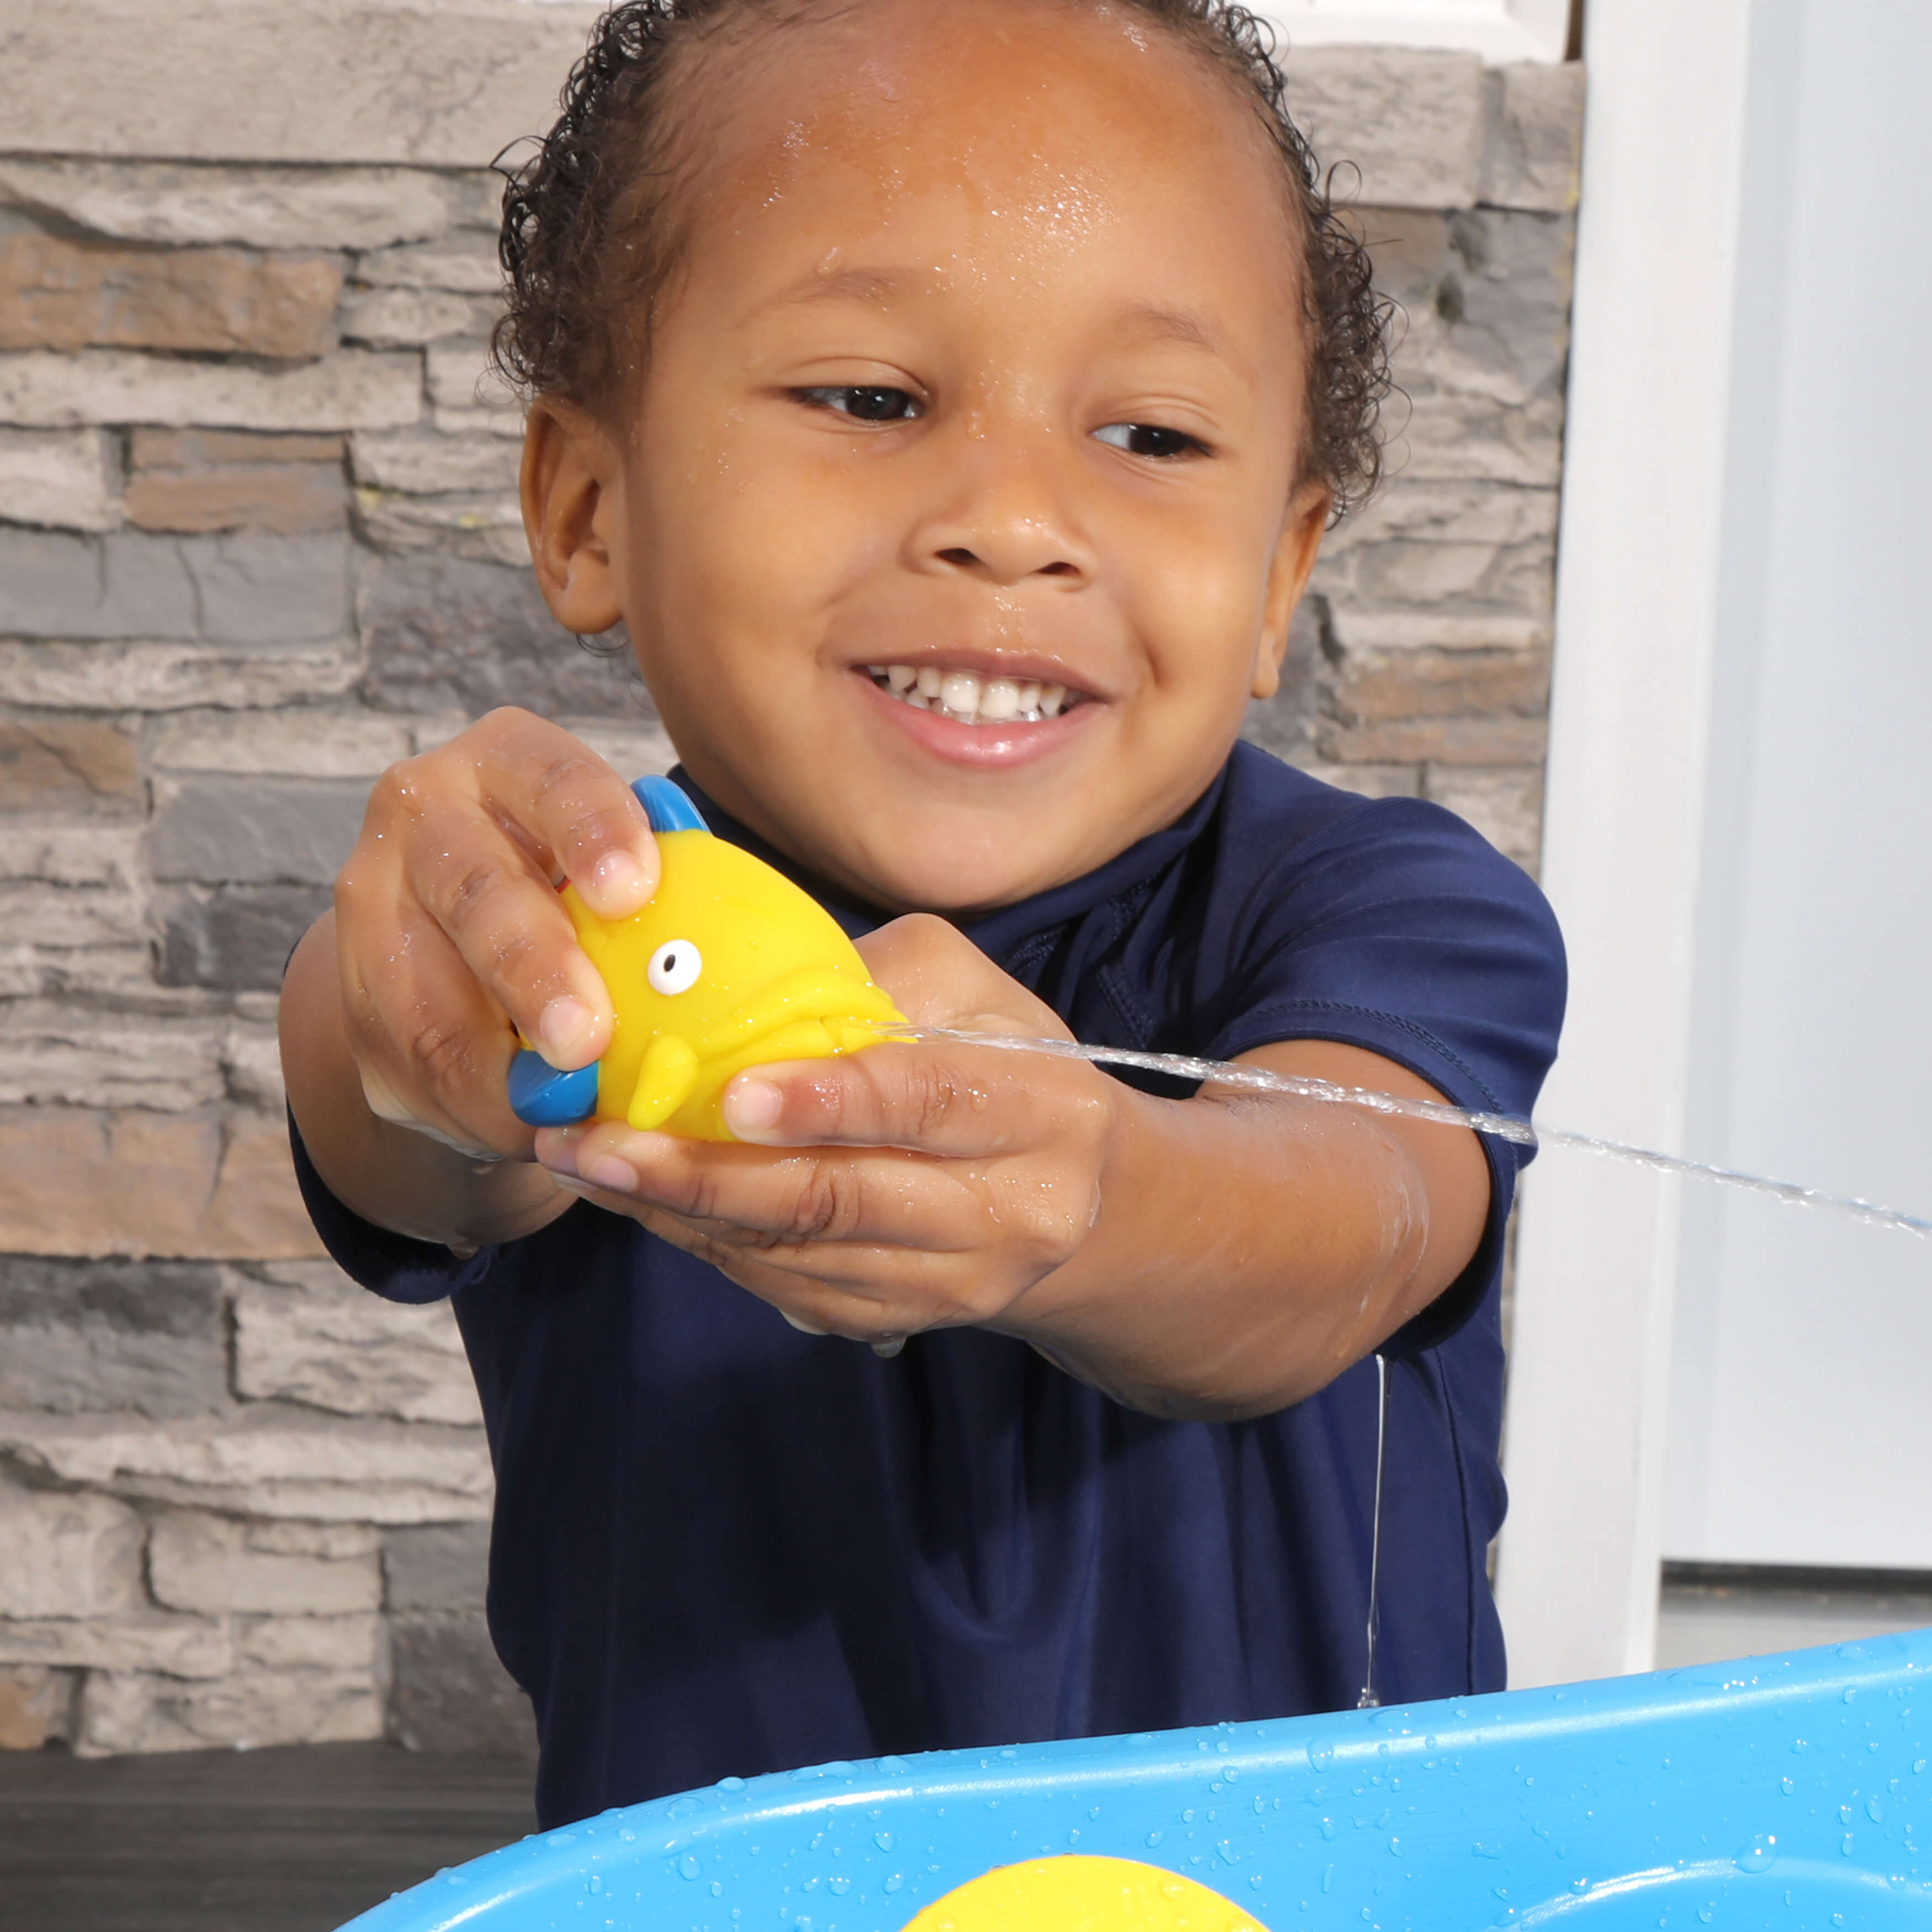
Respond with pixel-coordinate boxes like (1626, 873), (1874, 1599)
(280, 0), (1564, 1829)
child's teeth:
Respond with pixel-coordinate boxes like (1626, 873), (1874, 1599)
(979, 678), (1020, 721)
(940, 671), (983, 716)
(871, 662), (1078, 724)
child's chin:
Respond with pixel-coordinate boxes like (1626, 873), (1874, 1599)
(864, 844), (1085, 917)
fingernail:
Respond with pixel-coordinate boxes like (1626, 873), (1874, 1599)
(724, 1076), (783, 1137)
(588, 850), (652, 914)
(582, 1155), (636, 1193)
(538, 995), (596, 1065)
(552, 1175), (599, 1198)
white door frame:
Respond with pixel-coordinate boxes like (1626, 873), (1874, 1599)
(1493, 0), (1757, 1686)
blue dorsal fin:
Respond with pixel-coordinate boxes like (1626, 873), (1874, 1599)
(632, 776), (709, 834)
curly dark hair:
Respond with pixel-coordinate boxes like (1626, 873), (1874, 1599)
(492, 0), (1393, 516)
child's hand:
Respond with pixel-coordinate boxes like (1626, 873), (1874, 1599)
(531, 915), (1122, 1345)
(332, 708), (661, 1162)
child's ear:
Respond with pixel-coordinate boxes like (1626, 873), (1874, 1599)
(1251, 480), (1333, 702)
(522, 400), (626, 635)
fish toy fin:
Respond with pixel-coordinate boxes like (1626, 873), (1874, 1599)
(627, 1033), (700, 1131)
(631, 776), (709, 834)
(507, 1050), (601, 1127)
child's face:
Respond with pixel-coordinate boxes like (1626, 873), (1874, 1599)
(580, 0), (1326, 912)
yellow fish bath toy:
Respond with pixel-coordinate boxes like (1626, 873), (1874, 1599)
(901, 1855), (1269, 1932)
(508, 777), (907, 1139)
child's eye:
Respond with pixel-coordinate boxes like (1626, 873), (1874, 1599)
(797, 386), (924, 423)
(1093, 422), (1206, 459)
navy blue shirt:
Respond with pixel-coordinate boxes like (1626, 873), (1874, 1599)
(292, 744), (1564, 1829)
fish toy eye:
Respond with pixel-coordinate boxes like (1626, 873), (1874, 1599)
(646, 940), (703, 995)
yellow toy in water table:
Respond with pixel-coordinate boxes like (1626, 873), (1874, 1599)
(903, 1855), (1269, 1932)
(508, 777), (907, 1140)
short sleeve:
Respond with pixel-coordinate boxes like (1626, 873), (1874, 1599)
(1204, 787), (1567, 1355)
(288, 1108), (499, 1307)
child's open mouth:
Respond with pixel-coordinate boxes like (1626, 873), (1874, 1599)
(864, 663), (1086, 727)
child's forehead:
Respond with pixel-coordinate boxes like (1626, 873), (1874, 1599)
(681, 0), (1289, 245)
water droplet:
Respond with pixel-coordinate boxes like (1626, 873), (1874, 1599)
(1473, 1841), (1502, 1859)
(1321, 1865), (1335, 1894)
(1917, 1759), (1929, 1775)
(444, 1872), (466, 1887)
(1735, 1833), (1777, 1873)
(1319, 1817), (1337, 1841)
(828, 1876), (851, 1897)
(668, 1797), (703, 1818)
(1869, 1795), (1887, 1822)
(1843, 1833), (1857, 1857)
(1425, 1735), (1439, 1751)
(710, 1881), (723, 1898)
(586, 1875), (602, 1896)
(1224, 1766), (1239, 1782)
(676, 1854), (701, 1882)
(1697, 1906), (1715, 1925)
(546, 1833), (577, 1849)
(717, 1775), (745, 1792)
(1780, 1776), (1796, 1796)
(1250, 1873), (1265, 1889)
(883, 1873), (905, 1894)
(1845, 1687), (1859, 1704)
(879, 1755), (910, 1775)
(1146, 1830), (1165, 1848)
(1308, 1739), (1336, 1771)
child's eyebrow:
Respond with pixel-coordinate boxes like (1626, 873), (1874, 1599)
(1113, 301), (1225, 357)
(762, 273), (1227, 361)
(769, 265), (910, 311)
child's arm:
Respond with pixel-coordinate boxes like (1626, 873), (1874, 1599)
(279, 709), (661, 1252)
(532, 915), (1491, 1420)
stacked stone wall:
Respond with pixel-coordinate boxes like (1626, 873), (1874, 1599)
(0, 4), (1581, 1755)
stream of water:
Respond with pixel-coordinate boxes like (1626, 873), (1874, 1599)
(909, 1027), (1932, 1240)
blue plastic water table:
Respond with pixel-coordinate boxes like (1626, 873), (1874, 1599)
(341, 1630), (1931, 1931)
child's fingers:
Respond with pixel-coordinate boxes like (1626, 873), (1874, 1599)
(540, 1122), (1094, 1310)
(718, 1044), (1113, 1157)
(466, 714), (660, 920)
(396, 782), (617, 1071)
(337, 898), (532, 1153)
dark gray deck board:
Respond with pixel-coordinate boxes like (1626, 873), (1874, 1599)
(0, 1742), (535, 1932)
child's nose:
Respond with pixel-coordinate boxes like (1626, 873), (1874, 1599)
(907, 442), (1096, 588)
